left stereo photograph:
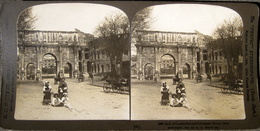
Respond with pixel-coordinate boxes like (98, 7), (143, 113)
(15, 3), (130, 120)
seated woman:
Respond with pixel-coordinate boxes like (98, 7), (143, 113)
(170, 93), (192, 111)
(58, 78), (68, 95)
(160, 82), (170, 105)
(42, 81), (52, 105)
(176, 82), (186, 95)
(179, 93), (192, 111)
(51, 93), (73, 111)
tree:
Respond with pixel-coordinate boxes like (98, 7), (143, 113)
(94, 8), (153, 77)
(17, 7), (37, 30)
(131, 7), (153, 56)
(94, 12), (130, 77)
(131, 7), (153, 33)
(211, 15), (243, 78)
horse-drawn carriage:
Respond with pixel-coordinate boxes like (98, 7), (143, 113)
(103, 77), (129, 94)
(221, 79), (243, 94)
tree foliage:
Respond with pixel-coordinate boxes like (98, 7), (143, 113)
(131, 7), (153, 56)
(94, 12), (130, 77)
(213, 15), (243, 39)
(131, 7), (153, 32)
(94, 8), (153, 77)
(17, 7), (37, 30)
(210, 15), (243, 78)
(94, 13), (129, 37)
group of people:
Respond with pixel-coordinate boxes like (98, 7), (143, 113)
(42, 78), (73, 111)
(160, 81), (191, 111)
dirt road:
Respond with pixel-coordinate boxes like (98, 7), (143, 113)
(131, 78), (245, 120)
(15, 78), (129, 120)
(15, 77), (245, 120)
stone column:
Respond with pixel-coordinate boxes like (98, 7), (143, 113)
(154, 47), (158, 80)
(20, 46), (25, 80)
(57, 45), (62, 77)
(36, 46), (41, 80)
(154, 47), (157, 70)
(74, 46), (78, 78)
(136, 46), (143, 80)
(141, 47), (144, 80)
(177, 46), (181, 77)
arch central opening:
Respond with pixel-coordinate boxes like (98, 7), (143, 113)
(144, 63), (153, 80)
(42, 54), (57, 78)
(160, 54), (176, 76)
(26, 63), (36, 80)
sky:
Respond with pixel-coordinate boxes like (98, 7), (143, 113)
(31, 3), (240, 36)
(150, 4), (240, 36)
(32, 3), (125, 34)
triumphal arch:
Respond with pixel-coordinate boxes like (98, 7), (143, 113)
(134, 30), (208, 80)
(17, 29), (94, 80)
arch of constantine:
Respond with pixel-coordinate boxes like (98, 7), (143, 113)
(134, 30), (209, 80)
(17, 29), (94, 80)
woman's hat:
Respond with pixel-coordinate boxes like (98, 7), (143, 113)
(63, 92), (68, 95)
(44, 81), (49, 85)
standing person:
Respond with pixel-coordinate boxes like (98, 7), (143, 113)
(172, 75), (176, 85)
(160, 82), (170, 105)
(89, 72), (94, 84)
(42, 81), (52, 105)
(207, 73), (212, 85)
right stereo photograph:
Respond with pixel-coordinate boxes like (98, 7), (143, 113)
(130, 4), (245, 120)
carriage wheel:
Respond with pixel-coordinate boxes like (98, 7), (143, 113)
(112, 85), (119, 93)
(103, 83), (111, 93)
(221, 84), (228, 93)
(121, 86), (129, 94)
(118, 86), (125, 94)
(229, 86), (236, 94)
(237, 88), (244, 95)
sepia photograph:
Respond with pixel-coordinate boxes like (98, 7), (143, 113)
(131, 4), (245, 120)
(0, 1), (259, 130)
(15, 3), (130, 120)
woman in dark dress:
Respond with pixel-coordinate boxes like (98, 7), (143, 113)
(42, 81), (52, 105)
(160, 82), (170, 105)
